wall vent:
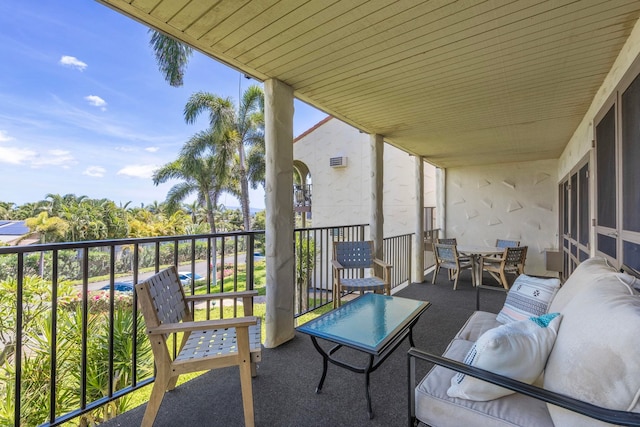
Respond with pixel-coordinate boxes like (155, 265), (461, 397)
(329, 156), (347, 168)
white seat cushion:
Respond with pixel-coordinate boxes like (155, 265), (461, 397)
(415, 338), (554, 427)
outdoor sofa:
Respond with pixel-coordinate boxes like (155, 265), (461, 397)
(409, 257), (640, 427)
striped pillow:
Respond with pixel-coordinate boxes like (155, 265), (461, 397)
(496, 275), (561, 324)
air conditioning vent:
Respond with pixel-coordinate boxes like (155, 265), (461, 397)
(329, 156), (347, 168)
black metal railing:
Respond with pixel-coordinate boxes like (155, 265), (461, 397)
(0, 224), (417, 426)
(0, 231), (260, 427)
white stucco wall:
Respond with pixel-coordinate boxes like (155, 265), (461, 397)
(293, 117), (436, 238)
(446, 159), (558, 276)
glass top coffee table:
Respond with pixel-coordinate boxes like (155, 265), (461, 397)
(297, 293), (430, 419)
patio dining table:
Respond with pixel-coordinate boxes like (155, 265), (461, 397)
(457, 245), (503, 287)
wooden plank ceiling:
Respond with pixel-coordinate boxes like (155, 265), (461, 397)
(97, 0), (640, 168)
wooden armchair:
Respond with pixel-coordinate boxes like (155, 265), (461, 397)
(332, 240), (392, 307)
(481, 246), (528, 289)
(432, 243), (475, 290)
(135, 266), (261, 427)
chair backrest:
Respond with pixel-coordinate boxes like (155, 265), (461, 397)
(136, 266), (191, 332)
(496, 239), (520, 248)
(505, 246), (527, 265)
(433, 243), (458, 263)
(334, 241), (374, 269)
(437, 238), (458, 245)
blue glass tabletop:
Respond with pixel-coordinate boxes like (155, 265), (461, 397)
(297, 293), (429, 354)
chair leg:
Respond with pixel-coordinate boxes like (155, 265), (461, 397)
(452, 269), (459, 290)
(141, 367), (171, 427)
(499, 270), (509, 290)
(237, 328), (255, 427)
(431, 265), (440, 284)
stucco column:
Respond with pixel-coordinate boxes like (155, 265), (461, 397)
(370, 134), (384, 259)
(436, 167), (446, 239)
(264, 79), (295, 348)
(413, 156), (425, 282)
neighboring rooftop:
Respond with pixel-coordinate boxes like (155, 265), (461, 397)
(0, 221), (32, 245)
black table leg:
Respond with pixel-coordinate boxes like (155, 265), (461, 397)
(365, 354), (374, 419)
(310, 336), (329, 393)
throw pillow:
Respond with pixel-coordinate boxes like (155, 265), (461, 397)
(496, 274), (561, 324)
(447, 312), (562, 401)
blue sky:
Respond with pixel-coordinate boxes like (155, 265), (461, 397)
(0, 1), (327, 210)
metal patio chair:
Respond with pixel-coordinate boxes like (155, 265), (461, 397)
(136, 266), (262, 427)
(332, 240), (392, 307)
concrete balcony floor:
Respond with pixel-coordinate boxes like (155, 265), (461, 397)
(102, 271), (507, 427)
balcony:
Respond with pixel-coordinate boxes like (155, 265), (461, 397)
(0, 225), (424, 426)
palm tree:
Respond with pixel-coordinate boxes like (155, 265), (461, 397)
(22, 212), (70, 276)
(183, 86), (264, 230)
(152, 130), (228, 234)
(148, 32), (265, 230)
(148, 30), (193, 87)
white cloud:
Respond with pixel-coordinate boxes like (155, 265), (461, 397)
(117, 164), (158, 179)
(0, 144), (75, 168)
(85, 95), (107, 111)
(31, 149), (75, 168)
(115, 146), (135, 152)
(0, 145), (37, 164)
(0, 130), (13, 142)
(145, 146), (159, 153)
(59, 55), (87, 71)
(83, 166), (106, 177)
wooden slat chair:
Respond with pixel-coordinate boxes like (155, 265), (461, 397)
(432, 243), (475, 290)
(481, 246), (528, 289)
(135, 266), (262, 427)
(332, 240), (392, 307)
(435, 238), (469, 278)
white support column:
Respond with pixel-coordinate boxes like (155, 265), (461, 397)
(370, 134), (384, 259)
(264, 78), (295, 348)
(436, 167), (446, 239)
(413, 156), (425, 283)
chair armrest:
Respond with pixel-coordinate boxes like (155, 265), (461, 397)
(148, 316), (258, 335)
(185, 290), (258, 302)
(407, 348), (640, 427)
(373, 258), (392, 269)
(185, 290), (258, 316)
(331, 259), (344, 270)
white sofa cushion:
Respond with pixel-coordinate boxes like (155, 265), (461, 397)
(496, 275), (561, 324)
(544, 273), (640, 426)
(447, 313), (562, 401)
(415, 338), (554, 427)
(454, 310), (501, 342)
(548, 257), (617, 313)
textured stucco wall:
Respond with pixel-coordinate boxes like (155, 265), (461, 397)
(293, 118), (436, 237)
(446, 159), (558, 275)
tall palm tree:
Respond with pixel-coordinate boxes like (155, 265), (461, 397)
(183, 86), (264, 230)
(152, 130), (228, 234)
